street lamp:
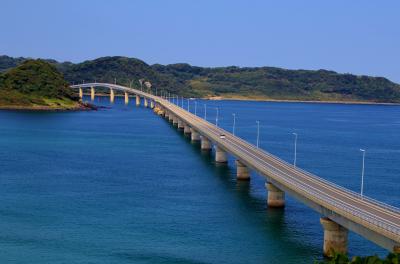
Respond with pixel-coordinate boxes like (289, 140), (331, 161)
(292, 133), (298, 167)
(144, 81), (152, 94)
(256, 121), (260, 148)
(129, 79), (133, 88)
(232, 113), (236, 135)
(204, 104), (207, 120)
(187, 99), (190, 111)
(194, 101), (197, 116)
(139, 79), (144, 91)
(181, 97), (184, 108)
(215, 108), (219, 127)
(360, 149), (366, 197)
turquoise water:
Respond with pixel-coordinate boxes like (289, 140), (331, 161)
(0, 97), (399, 263)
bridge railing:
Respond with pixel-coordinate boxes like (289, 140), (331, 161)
(184, 101), (400, 215)
(166, 99), (400, 237)
(250, 152), (400, 236)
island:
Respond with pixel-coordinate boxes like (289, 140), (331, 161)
(0, 59), (92, 110)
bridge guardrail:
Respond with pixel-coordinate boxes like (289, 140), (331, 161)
(165, 99), (400, 238)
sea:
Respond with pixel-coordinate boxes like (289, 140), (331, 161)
(0, 96), (399, 263)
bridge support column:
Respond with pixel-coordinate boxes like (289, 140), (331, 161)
(144, 98), (148, 107)
(169, 114), (174, 123)
(177, 120), (184, 130)
(320, 217), (348, 257)
(201, 136), (212, 151)
(150, 101), (154, 109)
(79, 87), (83, 99)
(215, 146), (228, 163)
(124, 92), (129, 105)
(91, 87), (95, 101)
(165, 111), (169, 118)
(191, 129), (200, 141)
(173, 116), (178, 126)
(110, 88), (115, 103)
(136, 95), (140, 106)
(266, 182), (285, 208)
(235, 160), (250, 180)
(184, 124), (191, 134)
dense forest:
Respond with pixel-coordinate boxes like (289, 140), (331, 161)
(1, 55), (400, 103)
(0, 59), (82, 109)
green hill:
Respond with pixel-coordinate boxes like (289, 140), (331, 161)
(153, 63), (400, 102)
(0, 59), (85, 110)
(1, 55), (400, 103)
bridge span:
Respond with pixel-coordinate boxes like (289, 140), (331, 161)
(71, 83), (400, 257)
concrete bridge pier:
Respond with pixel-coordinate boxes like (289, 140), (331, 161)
(320, 217), (348, 257)
(173, 116), (178, 126)
(90, 87), (95, 101)
(79, 87), (83, 99)
(215, 146), (228, 163)
(136, 95), (140, 106)
(150, 101), (154, 109)
(144, 98), (148, 107)
(110, 88), (115, 103)
(124, 92), (129, 105)
(184, 124), (191, 135)
(266, 182), (285, 208)
(177, 120), (184, 130)
(201, 136), (212, 151)
(165, 111), (169, 119)
(168, 114), (174, 123)
(191, 128), (201, 142)
(235, 160), (250, 180)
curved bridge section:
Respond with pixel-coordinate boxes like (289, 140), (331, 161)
(71, 83), (400, 256)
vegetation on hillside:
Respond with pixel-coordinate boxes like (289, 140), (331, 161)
(153, 63), (400, 102)
(1, 55), (400, 103)
(316, 252), (399, 264)
(0, 59), (82, 110)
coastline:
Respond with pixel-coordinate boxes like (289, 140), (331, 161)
(204, 96), (400, 106)
(83, 93), (400, 106)
(0, 102), (97, 111)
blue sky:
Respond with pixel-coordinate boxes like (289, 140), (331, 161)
(1, 0), (399, 82)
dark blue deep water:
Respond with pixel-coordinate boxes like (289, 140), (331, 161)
(0, 96), (399, 263)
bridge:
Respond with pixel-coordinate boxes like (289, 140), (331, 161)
(71, 83), (400, 257)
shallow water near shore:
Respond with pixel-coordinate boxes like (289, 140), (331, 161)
(0, 96), (399, 263)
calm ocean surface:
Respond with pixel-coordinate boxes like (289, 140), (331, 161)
(0, 96), (399, 263)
